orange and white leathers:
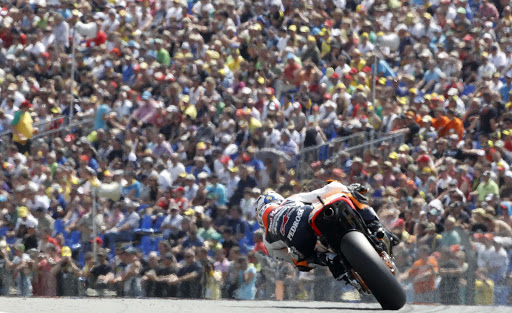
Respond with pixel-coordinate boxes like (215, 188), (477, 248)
(263, 181), (352, 265)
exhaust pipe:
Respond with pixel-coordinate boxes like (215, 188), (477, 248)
(375, 228), (385, 240)
(324, 207), (335, 217)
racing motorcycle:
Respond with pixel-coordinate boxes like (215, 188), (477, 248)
(309, 193), (406, 310)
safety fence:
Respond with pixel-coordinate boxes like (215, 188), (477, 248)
(0, 116), (94, 155)
(295, 129), (407, 181)
(0, 116), (62, 143)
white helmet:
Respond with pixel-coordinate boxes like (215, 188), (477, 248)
(256, 191), (284, 228)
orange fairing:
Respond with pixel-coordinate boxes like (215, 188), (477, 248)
(347, 193), (369, 210)
(309, 195), (357, 237)
(293, 259), (310, 267)
(324, 180), (368, 208)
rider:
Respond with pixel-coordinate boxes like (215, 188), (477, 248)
(256, 181), (398, 278)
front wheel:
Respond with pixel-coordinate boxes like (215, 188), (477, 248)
(340, 231), (406, 310)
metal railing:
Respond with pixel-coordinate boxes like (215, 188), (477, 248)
(32, 117), (94, 140)
(0, 115), (64, 137)
(296, 129), (407, 181)
(0, 116), (94, 154)
(344, 129), (407, 158)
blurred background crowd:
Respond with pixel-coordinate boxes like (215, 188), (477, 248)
(0, 0), (511, 306)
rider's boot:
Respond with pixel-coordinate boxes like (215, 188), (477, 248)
(308, 252), (347, 281)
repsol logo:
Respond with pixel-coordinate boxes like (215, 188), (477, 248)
(287, 208), (304, 241)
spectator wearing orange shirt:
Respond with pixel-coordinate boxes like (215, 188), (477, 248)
(408, 245), (439, 303)
(438, 109), (464, 140)
(432, 108), (450, 132)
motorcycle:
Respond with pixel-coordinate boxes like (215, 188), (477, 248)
(309, 193), (406, 310)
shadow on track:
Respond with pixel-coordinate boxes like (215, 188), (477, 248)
(229, 305), (382, 311)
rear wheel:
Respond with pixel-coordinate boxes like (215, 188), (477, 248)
(340, 231), (406, 310)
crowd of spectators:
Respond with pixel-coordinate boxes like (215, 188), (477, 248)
(0, 0), (512, 305)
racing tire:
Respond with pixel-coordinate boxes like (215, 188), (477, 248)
(340, 231), (406, 310)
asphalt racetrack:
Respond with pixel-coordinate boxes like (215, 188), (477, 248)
(0, 298), (508, 313)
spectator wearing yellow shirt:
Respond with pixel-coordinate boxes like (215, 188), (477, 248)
(475, 268), (494, 305)
(350, 49), (366, 71)
(10, 100), (35, 155)
(238, 110), (262, 134)
(226, 48), (244, 72)
(319, 29), (331, 58)
(181, 95), (197, 120)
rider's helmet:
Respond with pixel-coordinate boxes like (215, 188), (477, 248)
(256, 191), (285, 228)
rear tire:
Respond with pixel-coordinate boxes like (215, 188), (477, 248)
(340, 231), (406, 310)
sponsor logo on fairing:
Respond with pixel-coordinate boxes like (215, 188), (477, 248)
(287, 208), (304, 240)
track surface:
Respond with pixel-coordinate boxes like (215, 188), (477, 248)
(0, 298), (508, 313)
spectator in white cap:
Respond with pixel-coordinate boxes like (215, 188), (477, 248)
(102, 8), (120, 34)
(319, 100), (337, 130)
(220, 134), (238, 156)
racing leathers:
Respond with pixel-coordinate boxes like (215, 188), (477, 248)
(259, 181), (387, 272)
